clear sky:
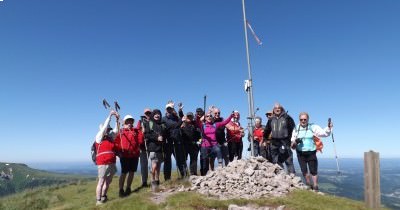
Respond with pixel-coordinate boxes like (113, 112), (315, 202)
(1, 0), (399, 163)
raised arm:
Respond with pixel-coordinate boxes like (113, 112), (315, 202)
(216, 113), (233, 128)
(311, 124), (332, 138)
(195, 116), (204, 133)
(95, 110), (118, 143)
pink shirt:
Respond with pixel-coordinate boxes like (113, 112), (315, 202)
(197, 115), (233, 147)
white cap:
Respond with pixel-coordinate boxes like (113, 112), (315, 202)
(123, 115), (134, 122)
(165, 103), (174, 109)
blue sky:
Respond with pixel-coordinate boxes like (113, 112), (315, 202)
(0, 0), (399, 163)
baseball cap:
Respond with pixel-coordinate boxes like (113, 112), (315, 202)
(165, 103), (174, 109)
(123, 115), (134, 122)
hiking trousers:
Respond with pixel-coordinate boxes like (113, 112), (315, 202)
(163, 142), (173, 180)
(220, 143), (230, 166)
(271, 140), (295, 174)
(184, 143), (199, 175)
(163, 140), (187, 179)
(260, 143), (273, 162)
(228, 141), (243, 162)
(252, 141), (261, 157)
(200, 145), (222, 176)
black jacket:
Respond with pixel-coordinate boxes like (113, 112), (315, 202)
(264, 112), (295, 144)
(162, 113), (183, 144)
(214, 117), (226, 144)
(143, 120), (166, 152)
(180, 122), (201, 144)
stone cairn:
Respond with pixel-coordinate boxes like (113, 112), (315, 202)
(188, 156), (307, 200)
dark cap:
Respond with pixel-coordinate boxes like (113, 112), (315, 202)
(196, 108), (204, 113)
(186, 112), (194, 116)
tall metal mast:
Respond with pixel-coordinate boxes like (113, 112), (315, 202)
(241, 0), (256, 157)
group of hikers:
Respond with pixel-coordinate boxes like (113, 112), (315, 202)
(93, 101), (333, 205)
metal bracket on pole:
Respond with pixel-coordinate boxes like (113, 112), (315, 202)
(244, 80), (250, 92)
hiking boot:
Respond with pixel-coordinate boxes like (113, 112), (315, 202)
(96, 200), (103, 206)
(100, 195), (108, 203)
(305, 182), (312, 190)
(119, 189), (125, 197)
(313, 185), (319, 192)
(141, 183), (149, 187)
(125, 188), (131, 196)
(156, 180), (160, 185)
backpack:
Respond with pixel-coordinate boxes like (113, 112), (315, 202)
(313, 136), (323, 153)
(91, 141), (99, 165)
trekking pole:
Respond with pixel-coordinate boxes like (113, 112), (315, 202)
(102, 99), (116, 128)
(203, 95), (207, 117)
(114, 101), (121, 131)
(111, 100), (124, 151)
(141, 118), (151, 186)
(329, 118), (341, 175)
(102, 99), (111, 111)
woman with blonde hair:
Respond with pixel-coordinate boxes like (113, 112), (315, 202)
(291, 112), (333, 191)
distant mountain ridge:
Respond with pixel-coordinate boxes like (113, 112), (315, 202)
(0, 162), (93, 197)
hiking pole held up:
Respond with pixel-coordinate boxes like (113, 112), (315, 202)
(114, 101), (122, 133)
(203, 95), (206, 113)
(103, 99), (111, 110)
(114, 101), (120, 112)
(329, 118), (341, 175)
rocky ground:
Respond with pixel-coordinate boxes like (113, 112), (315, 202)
(187, 156), (307, 200)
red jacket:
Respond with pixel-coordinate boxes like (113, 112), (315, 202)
(226, 121), (244, 143)
(95, 138), (117, 165)
(114, 127), (143, 158)
(253, 126), (264, 143)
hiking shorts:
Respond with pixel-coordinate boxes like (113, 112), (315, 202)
(149, 152), (164, 163)
(119, 157), (139, 174)
(296, 150), (318, 176)
(98, 163), (117, 178)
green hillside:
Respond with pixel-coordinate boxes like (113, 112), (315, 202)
(0, 172), (387, 210)
(0, 162), (93, 197)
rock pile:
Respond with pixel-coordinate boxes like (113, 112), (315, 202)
(188, 156), (307, 199)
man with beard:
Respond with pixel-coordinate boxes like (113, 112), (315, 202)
(264, 103), (296, 174)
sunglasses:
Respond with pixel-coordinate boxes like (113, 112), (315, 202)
(145, 112), (151, 115)
(206, 115), (213, 118)
(300, 119), (308, 121)
(214, 112), (220, 115)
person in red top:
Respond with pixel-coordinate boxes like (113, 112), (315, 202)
(94, 110), (119, 205)
(252, 116), (264, 157)
(114, 115), (143, 197)
(226, 111), (245, 161)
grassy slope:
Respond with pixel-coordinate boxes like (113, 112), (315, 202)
(0, 172), (387, 210)
(0, 162), (93, 197)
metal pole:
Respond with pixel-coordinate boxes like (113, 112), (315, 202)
(242, 0), (256, 157)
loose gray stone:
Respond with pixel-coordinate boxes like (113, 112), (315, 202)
(189, 157), (306, 200)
